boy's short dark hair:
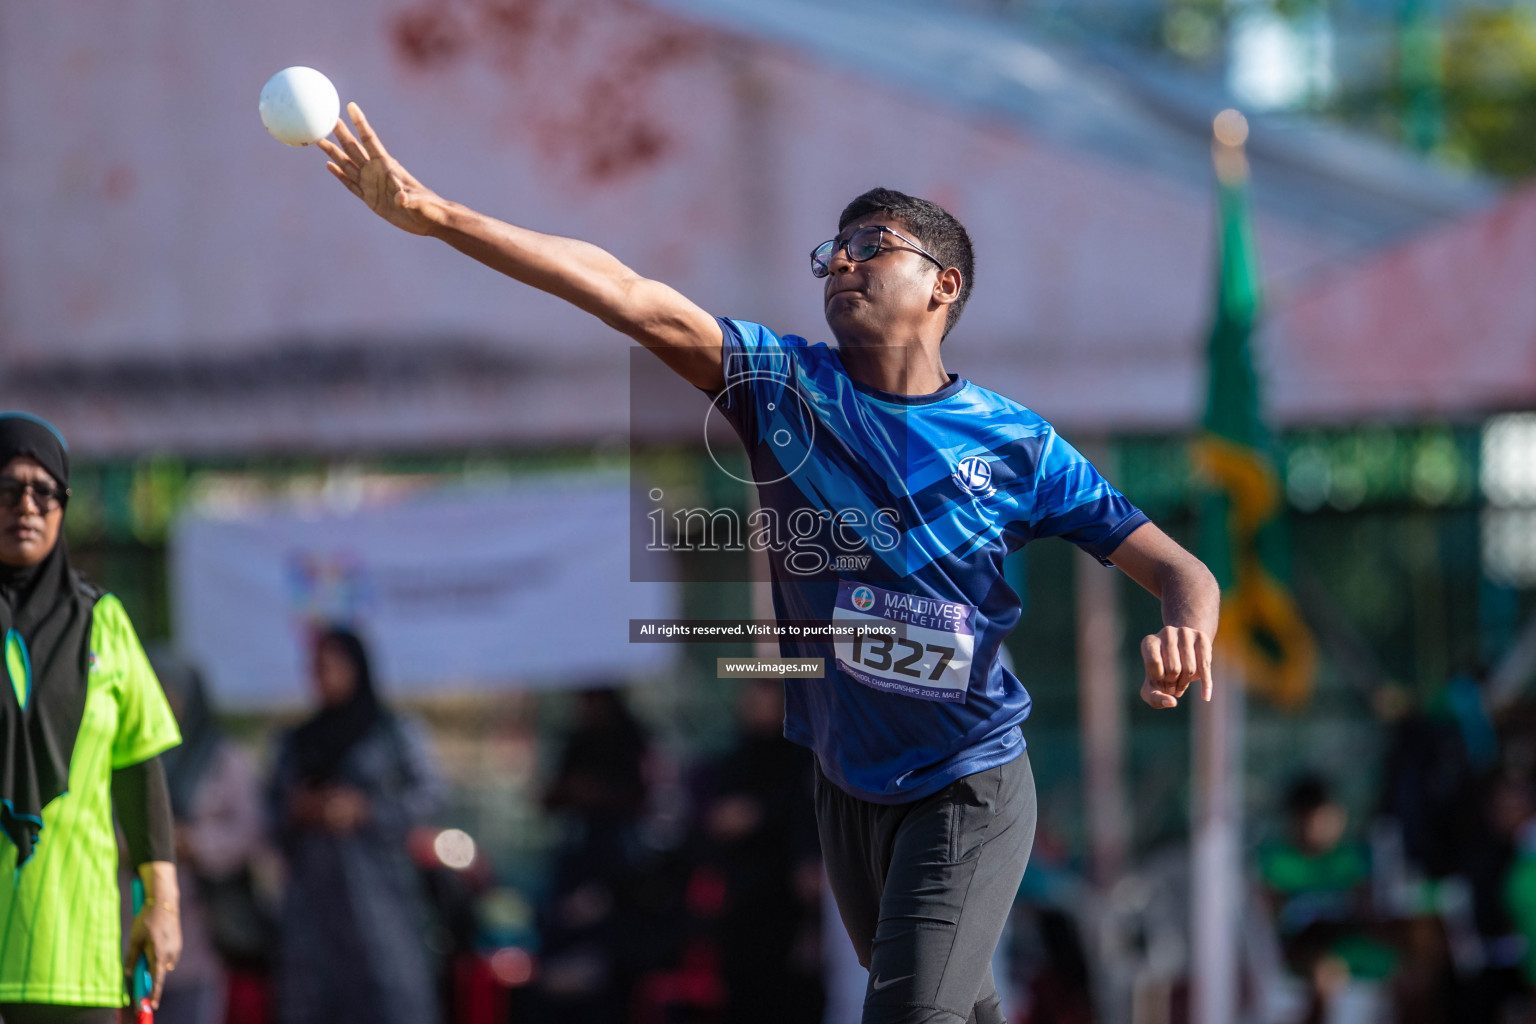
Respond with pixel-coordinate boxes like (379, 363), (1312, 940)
(838, 188), (975, 338)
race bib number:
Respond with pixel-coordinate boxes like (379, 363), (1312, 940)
(832, 582), (975, 702)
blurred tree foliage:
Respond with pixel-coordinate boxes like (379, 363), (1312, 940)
(1437, 6), (1536, 176)
(1323, 3), (1536, 176)
(1147, 0), (1536, 177)
(1322, 4), (1536, 176)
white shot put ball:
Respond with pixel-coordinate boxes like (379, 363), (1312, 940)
(259, 67), (340, 147)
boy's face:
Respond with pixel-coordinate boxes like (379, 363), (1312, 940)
(821, 214), (946, 347)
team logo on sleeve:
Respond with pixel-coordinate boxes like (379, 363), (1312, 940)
(953, 456), (994, 497)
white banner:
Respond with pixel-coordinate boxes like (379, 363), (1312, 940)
(170, 474), (677, 710)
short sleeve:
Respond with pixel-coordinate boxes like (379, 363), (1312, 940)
(96, 595), (182, 769)
(709, 317), (801, 444)
(1029, 430), (1149, 566)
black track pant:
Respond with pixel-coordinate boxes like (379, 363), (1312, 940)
(815, 752), (1037, 1024)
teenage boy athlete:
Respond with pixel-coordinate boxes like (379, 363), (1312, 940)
(317, 104), (1219, 1024)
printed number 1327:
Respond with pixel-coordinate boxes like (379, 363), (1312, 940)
(850, 630), (955, 681)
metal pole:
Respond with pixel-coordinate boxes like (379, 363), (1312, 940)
(1076, 539), (1129, 887)
(1191, 658), (1243, 1024)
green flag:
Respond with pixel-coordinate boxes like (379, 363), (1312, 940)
(1194, 130), (1316, 709)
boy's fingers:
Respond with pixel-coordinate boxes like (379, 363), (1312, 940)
(1140, 678), (1177, 709)
(327, 163), (363, 198)
(332, 118), (368, 167)
(1179, 629), (1199, 683)
(1161, 636), (1182, 682)
(348, 103), (391, 160)
(317, 138), (357, 176)
(1141, 635), (1165, 682)
(1197, 636), (1214, 701)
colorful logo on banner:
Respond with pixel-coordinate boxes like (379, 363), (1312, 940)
(286, 551), (374, 628)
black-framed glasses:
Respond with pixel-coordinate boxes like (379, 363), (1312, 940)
(0, 477), (68, 512)
(810, 225), (945, 279)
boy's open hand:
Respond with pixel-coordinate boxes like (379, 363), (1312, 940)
(318, 102), (444, 236)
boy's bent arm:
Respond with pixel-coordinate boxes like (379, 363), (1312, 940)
(319, 103), (723, 390)
(1105, 522), (1221, 709)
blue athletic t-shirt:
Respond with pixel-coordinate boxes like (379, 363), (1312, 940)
(709, 318), (1149, 803)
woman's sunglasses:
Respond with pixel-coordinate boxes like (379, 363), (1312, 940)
(810, 225), (945, 279)
(0, 477), (69, 512)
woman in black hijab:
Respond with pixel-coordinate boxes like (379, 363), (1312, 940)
(288, 630), (384, 793)
(0, 412), (183, 1024)
(267, 626), (443, 1024)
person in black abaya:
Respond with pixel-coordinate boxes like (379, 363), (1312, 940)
(267, 626), (443, 1024)
(696, 679), (825, 1024)
(535, 688), (654, 1024)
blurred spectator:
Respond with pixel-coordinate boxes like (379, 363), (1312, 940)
(149, 650), (266, 1024)
(267, 626), (445, 1024)
(694, 679), (823, 1024)
(535, 687), (654, 1023)
(1450, 773), (1536, 1024)
(1503, 781), (1536, 985)
(1368, 676), (1536, 1024)
(1379, 676), (1497, 880)
(1262, 777), (1370, 937)
(1260, 775), (1400, 1023)
(1002, 826), (1095, 1024)
(543, 687), (649, 818)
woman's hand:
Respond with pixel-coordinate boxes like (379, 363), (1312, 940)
(321, 785), (372, 833)
(318, 103), (448, 237)
(289, 783), (371, 832)
(289, 784), (326, 826)
(125, 861), (182, 1008)
(706, 795), (764, 842)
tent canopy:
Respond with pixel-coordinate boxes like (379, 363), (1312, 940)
(0, 0), (1499, 453)
(1267, 180), (1536, 423)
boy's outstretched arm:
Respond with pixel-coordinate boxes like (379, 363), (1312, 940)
(318, 102), (724, 390)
